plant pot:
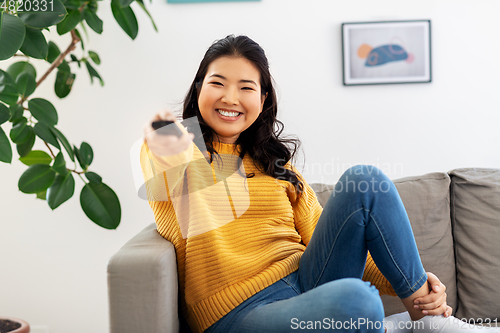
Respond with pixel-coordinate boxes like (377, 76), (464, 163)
(0, 317), (30, 333)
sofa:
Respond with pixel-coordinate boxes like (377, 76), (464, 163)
(108, 167), (500, 333)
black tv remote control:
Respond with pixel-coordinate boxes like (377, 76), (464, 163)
(152, 120), (183, 137)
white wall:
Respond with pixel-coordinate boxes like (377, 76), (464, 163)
(1, 0), (499, 332)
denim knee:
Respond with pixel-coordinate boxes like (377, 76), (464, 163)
(321, 278), (384, 324)
(335, 165), (393, 196)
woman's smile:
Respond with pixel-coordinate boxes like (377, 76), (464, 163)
(216, 108), (243, 120)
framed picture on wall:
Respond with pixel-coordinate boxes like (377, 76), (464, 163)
(341, 20), (432, 86)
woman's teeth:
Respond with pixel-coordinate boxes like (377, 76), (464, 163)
(217, 109), (240, 117)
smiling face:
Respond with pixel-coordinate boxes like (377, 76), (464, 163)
(197, 56), (267, 144)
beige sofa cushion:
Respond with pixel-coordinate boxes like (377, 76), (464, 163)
(450, 168), (500, 321)
(311, 171), (457, 317)
(382, 172), (457, 316)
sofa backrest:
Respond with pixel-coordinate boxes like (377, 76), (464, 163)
(449, 168), (500, 322)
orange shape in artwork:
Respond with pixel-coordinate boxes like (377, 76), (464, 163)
(357, 44), (373, 59)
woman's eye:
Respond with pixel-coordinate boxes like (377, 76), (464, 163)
(210, 82), (223, 86)
(242, 87), (254, 91)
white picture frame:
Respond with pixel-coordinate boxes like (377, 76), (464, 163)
(342, 20), (432, 86)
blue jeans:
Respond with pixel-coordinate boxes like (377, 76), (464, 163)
(204, 165), (427, 333)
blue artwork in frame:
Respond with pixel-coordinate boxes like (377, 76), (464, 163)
(168, 0), (260, 3)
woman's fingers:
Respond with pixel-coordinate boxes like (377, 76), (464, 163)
(144, 110), (177, 135)
(143, 110), (193, 157)
(421, 301), (448, 316)
(415, 292), (448, 315)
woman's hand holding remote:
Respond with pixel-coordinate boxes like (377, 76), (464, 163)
(143, 109), (194, 157)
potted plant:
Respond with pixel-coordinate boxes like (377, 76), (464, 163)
(0, 0), (157, 327)
(0, 316), (29, 333)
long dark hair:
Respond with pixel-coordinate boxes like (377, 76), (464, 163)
(183, 35), (303, 194)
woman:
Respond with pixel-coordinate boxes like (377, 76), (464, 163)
(141, 35), (491, 333)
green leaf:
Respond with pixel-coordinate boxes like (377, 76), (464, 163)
(54, 69), (75, 98)
(84, 8), (103, 34)
(63, 0), (83, 10)
(0, 83), (19, 105)
(88, 50), (100, 65)
(74, 142), (92, 169)
(19, 26), (48, 59)
(73, 144), (83, 168)
(15, 72), (36, 97)
(19, 149), (52, 166)
(0, 12), (26, 60)
(57, 59), (70, 72)
(49, 126), (74, 161)
(47, 172), (75, 209)
(47, 41), (61, 63)
(135, 0), (157, 32)
(56, 9), (82, 35)
(34, 122), (60, 149)
(16, 126), (35, 157)
(118, 0), (134, 7)
(18, 163), (56, 194)
(10, 118), (31, 144)
(28, 98), (58, 125)
(84, 60), (104, 86)
(70, 53), (79, 64)
(51, 151), (67, 175)
(111, 1), (138, 40)
(85, 171), (101, 184)
(7, 62), (37, 80)
(0, 69), (15, 85)
(78, 20), (88, 41)
(80, 142), (93, 166)
(0, 70), (19, 106)
(9, 104), (23, 122)
(80, 182), (121, 229)
(36, 190), (47, 200)
(0, 126), (13, 163)
(0, 103), (10, 124)
(74, 28), (84, 50)
(18, 0), (67, 29)
(88, 0), (98, 13)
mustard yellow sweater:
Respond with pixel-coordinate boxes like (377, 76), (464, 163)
(140, 141), (396, 333)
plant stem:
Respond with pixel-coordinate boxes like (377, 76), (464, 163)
(44, 141), (86, 175)
(35, 30), (81, 89)
(78, 173), (87, 183)
(44, 141), (56, 159)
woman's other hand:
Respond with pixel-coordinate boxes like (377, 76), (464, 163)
(413, 272), (452, 317)
(143, 110), (194, 157)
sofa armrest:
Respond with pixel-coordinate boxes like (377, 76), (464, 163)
(108, 223), (180, 333)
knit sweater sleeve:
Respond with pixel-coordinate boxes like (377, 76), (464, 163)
(362, 252), (397, 296)
(139, 141), (194, 202)
(286, 165), (323, 247)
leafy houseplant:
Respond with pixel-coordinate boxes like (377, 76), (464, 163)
(0, 0), (156, 230)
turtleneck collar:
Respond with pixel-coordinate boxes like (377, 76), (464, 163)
(211, 141), (241, 155)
